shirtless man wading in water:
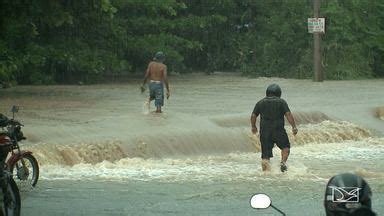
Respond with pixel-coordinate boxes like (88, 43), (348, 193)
(141, 51), (170, 113)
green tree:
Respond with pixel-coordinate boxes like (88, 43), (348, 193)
(1, 0), (383, 85)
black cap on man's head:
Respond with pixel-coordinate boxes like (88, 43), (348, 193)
(154, 51), (165, 62)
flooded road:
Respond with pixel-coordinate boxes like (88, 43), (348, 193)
(0, 74), (383, 215)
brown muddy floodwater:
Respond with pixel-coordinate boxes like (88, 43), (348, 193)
(0, 74), (383, 215)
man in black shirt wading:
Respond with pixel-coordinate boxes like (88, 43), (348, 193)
(250, 84), (298, 172)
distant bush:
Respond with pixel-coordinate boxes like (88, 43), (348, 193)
(0, 0), (383, 84)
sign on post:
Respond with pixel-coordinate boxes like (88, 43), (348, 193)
(308, 18), (325, 33)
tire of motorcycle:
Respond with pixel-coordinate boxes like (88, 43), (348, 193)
(10, 154), (39, 187)
(0, 177), (21, 216)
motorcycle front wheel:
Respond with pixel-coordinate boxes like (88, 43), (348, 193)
(10, 154), (39, 188)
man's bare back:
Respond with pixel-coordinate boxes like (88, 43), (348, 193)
(143, 61), (169, 93)
(146, 61), (167, 81)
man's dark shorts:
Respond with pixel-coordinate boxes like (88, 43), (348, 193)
(149, 81), (164, 108)
(260, 128), (290, 159)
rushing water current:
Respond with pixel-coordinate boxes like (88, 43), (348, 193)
(1, 74), (383, 215)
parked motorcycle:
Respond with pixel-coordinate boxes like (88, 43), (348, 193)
(0, 106), (39, 188)
(0, 119), (21, 215)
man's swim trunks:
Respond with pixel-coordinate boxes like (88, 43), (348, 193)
(259, 128), (290, 159)
(148, 81), (164, 108)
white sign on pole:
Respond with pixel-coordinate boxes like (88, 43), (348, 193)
(308, 18), (325, 33)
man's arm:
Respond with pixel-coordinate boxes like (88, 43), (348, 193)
(284, 112), (298, 135)
(163, 66), (170, 99)
(143, 69), (149, 86)
(250, 113), (258, 134)
(142, 62), (153, 86)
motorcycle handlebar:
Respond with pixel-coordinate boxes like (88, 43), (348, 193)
(0, 115), (23, 127)
(7, 119), (23, 127)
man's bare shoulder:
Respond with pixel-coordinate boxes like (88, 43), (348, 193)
(149, 61), (166, 66)
(150, 61), (167, 69)
(148, 61), (156, 67)
(157, 62), (167, 68)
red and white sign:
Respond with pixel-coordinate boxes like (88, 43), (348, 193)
(308, 18), (325, 33)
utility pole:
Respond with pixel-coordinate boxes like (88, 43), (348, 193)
(313, 0), (323, 82)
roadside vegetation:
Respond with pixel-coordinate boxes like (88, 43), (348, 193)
(1, 0), (383, 84)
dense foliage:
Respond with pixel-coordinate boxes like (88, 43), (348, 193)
(0, 0), (383, 84)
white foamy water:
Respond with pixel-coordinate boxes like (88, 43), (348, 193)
(34, 137), (384, 183)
